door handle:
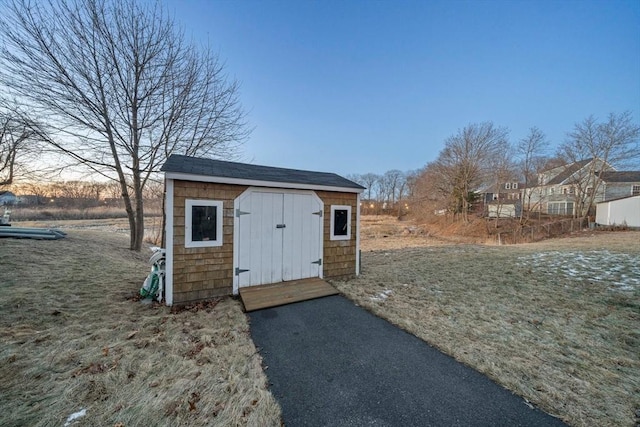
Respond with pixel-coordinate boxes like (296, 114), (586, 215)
(276, 224), (286, 229)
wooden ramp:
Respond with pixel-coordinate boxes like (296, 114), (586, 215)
(239, 278), (338, 312)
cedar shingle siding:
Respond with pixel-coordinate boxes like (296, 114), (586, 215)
(171, 181), (360, 305)
(172, 181), (247, 303)
(318, 190), (358, 279)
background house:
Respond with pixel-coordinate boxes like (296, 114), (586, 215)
(477, 182), (523, 218)
(0, 191), (17, 206)
(599, 171), (640, 200)
(525, 159), (640, 217)
(478, 182), (524, 203)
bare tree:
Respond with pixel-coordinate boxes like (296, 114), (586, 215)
(0, 0), (249, 250)
(404, 169), (421, 203)
(384, 170), (405, 207)
(0, 104), (40, 186)
(557, 112), (640, 219)
(360, 173), (379, 203)
(432, 122), (510, 222)
(487, 147), (517, 227)
(516, 127), (549, 220)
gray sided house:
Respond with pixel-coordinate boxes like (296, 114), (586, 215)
(600, 171), (640, 200)
(161, 155), (365, 306)
(526, 159), (640, 216)
(0, 191), (17, 206)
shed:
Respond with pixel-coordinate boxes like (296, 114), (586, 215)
(161, 154), (365, 306)
(595, 195), (640, 228)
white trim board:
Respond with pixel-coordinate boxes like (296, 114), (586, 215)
(164, 179), (174, 306)
(165, 172), (364, 194)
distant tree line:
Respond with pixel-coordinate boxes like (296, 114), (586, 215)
(8, 179), (164, 209)
(356, 112), (639, 223)
(346, 169), (421, 216)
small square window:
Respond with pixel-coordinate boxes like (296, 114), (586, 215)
(330, 205), (352, 241)
(505, 183), (511, 190)
(512, 183), (518, 189)
(633, 185), (640, 196)
(185, 199), (223, 248)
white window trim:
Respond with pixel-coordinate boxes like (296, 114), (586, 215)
(330, 204), (352, 241)
(505, 183), (511, 190)
(185, 199), (223, 248)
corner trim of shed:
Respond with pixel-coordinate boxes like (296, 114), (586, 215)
(164, 178), (174, 306)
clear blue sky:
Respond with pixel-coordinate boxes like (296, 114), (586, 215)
(167, 0), (640, 176)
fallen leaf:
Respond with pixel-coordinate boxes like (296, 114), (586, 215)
(102, 347), (109, 357)
(126, 331), (138, 340)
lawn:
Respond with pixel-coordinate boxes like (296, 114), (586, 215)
(335, 222), (640, 427)
(2, 218), (638, 426)
(0, 230), (281, 427)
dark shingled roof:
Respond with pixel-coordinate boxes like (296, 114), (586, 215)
(600, 171), (640, 183)
(161, 154), (365, 190)
(546, 158), (593, 185)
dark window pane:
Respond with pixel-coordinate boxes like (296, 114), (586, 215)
(192, 205), (217, 242)
(333, 209), (348, 236)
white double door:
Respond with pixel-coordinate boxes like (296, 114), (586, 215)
(236, 190), (322, 288)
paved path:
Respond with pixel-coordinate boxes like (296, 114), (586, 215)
(249, 295), (566, 426)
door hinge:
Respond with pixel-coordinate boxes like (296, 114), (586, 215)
(276, 224), (286, 229)
(311, 259), (322, 266)
(312, 210), (323, 217)
(236, 209), (250, 217)
(235, 267), (250, 275)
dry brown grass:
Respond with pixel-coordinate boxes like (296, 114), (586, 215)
(12, 216), (164, 246)
(0, 230), (281, 427)
(336, 218), (640, 427)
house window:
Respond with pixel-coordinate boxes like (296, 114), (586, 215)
(505, 183), (511, 190)
(513, 183), (518, 189)
(586, 187), (593, 196)
(633, 185), (640, 196)
(330, 205), (352, 241)
(185, 199), (223, 248)
(547, 202), (573, 215)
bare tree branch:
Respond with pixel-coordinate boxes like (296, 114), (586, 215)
(0, 0), (250, 250)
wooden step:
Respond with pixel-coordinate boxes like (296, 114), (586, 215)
(239, 278), (338, 312)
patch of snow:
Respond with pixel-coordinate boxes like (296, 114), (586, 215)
(63, 409), (87, 426)
(370, 289), (393, 302)
(517, 250), (640, 291)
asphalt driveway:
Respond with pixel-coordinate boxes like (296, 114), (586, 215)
(248, 295), (566, 426)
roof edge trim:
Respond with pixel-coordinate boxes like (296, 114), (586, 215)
(165, 172), (364, 193)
